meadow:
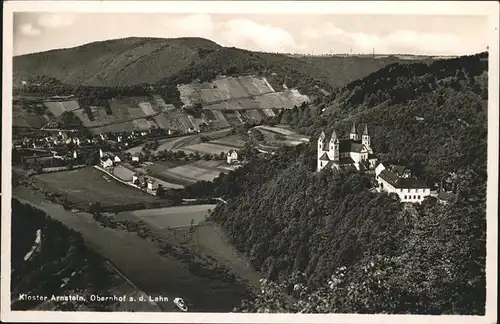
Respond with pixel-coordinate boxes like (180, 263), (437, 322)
(116, 204), (216, 230)
(33, 167), (159, 208)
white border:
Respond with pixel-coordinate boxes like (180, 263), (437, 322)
(2, 1), (499, 323)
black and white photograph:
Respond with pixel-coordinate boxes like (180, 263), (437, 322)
(1, 1), (498, 323)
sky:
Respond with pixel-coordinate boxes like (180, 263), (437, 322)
(13, 12), (490, 56)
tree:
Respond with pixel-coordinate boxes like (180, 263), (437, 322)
(156, 184), (165, 198)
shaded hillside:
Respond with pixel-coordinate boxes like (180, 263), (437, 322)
(14, 37), (221, 87)
(14, 37), (433, 95)
(163, 53), (487, 314)
(295, 55), (433, 89)
(11, 198), (144, 311)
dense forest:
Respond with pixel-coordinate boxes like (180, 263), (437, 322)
(165, 53), (488, 314)
(11, 199), (124, 311)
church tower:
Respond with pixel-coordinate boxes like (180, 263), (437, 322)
(329, 130), (340, 161)
(362, 124), (371, 149)
(317, 131), (326, 171)
(349, 122), (358, 141)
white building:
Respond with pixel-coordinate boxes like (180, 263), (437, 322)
(375, 163), (431, 203)
(227, 150), (239, 164)
(147, 179), (158, 192)
(131, 152), (141, 163)
(317, 123), (377, 172)
(100, 157), (114, 169)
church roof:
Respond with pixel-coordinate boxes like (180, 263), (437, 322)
(339, 139), (365, 153)
(350, 122), (356, 134)
(337, 157), (355, 164)
(319, 152), (331, 161)
(363, 124), (369, 135)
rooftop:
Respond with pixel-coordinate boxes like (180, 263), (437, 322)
(379, 169), (428, 189)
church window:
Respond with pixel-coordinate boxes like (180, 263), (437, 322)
(404, 195), (407, 199)
(413, 195), (416, 199)
(418, 195), (421, 200)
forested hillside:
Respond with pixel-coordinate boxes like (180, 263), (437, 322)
(14, 37), (431, 99)
(13, 37), (221, 87)
(172, 52), (488, 314)
(11, 199), (129, 311)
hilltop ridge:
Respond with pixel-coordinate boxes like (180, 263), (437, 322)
(14, 36), (435, 91)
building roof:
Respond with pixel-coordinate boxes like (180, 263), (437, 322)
(389, 164), (407, 176)
(338, 139), (365, 153)
(350, 122), (356, 134)
(379, 169), (400, 184)
(379, 169), (429, 189)
(319, 152), (331, 161)
(337, 156), (355, 165)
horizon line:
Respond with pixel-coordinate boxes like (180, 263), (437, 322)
(13, 36), (485, 58)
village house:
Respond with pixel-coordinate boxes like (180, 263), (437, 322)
(227, 150), (239, 164)
(375, 163), (431, 203)
(100, 156), (114, 169)
(317, 123), (377, 172)
(147, 179), (159, 192)
(131, 152), (141, 163)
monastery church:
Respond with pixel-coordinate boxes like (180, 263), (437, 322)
(317, 122), (377, 172)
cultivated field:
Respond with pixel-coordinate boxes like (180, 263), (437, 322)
(185, 222), (262, 292)
(116, 204), (216, 230)
(255, 125), (309, 141)
(13, 109), (49, 128)
(33, 167), (158, 207)
(43, 100), (80, 117)
(147, 160), (237, 185)
(252, 125), (309, 150)
(208, 135), (246, 149)
(176, 143), (237, 155)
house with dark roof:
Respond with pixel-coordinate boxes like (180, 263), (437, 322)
(375, 163), (431, 203)
(317, 122), (377, 172)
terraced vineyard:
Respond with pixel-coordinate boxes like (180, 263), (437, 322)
(164, 110), (198, 132)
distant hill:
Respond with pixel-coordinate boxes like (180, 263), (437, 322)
(13, 37), (434, 92)
(13, 37), (221, 87)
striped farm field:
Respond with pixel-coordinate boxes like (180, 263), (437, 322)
(208, 135), (246, 149)
(176, 143), (236, 155)
(167, 164), (225, 182)
(255, 125), (298, 136)
(151, 160), (233, 183)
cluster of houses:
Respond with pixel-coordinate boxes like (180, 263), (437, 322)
(317, 123), (453, 205)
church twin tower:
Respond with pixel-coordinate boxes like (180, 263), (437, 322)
(317, 122), (375, 171)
